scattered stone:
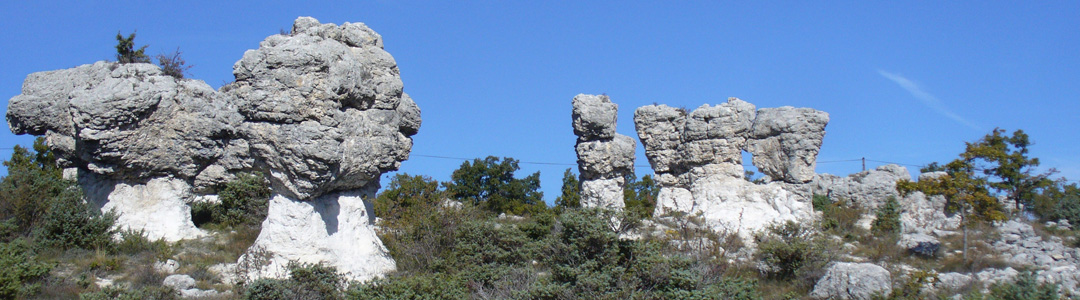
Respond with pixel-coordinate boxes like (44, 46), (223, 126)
(153, 259), (180, 274)
(810, 262), (892, 300)
(163, 274), (196, 290)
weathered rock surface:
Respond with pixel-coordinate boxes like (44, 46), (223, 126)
(748, 107), (829, 183)
(812, 164), (910, 210)
(634, 98), (825, 238)
(6, 17), (416, 281)
(572, 94), (634, 209)
(227, 16), (418, 200)
(809, 262), (892, 300)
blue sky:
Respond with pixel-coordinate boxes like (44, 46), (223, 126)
(2, 1), (1078, 202)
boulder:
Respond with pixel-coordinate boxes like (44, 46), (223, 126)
(810, 262), (892, 300)
(572, 94), (634, 209)
(162, 274), (196, 290)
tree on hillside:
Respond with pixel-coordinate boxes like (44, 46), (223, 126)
(898, 158), (1004, 260)
(375, 174), (446, 221)
(444, 156), (544, 215)
(555, 168), (581, 209)
(962, 128), (1055, 211)
(623, 173), (659, 219)
(0, 138), (62, 236)
(115, 31), (150, 64)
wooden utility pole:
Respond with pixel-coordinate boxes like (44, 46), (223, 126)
(862, 157), (866, 172)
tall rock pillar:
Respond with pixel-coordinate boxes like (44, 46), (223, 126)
(572, 94), (635, 210)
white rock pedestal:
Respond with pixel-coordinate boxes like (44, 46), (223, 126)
(81, 173), (206, 242)
(237, 189), (396, 282)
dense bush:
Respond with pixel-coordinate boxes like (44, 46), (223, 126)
(624, 174), (659, 220)
(755, 221), (832, 286)
(443, 156), (546, 215)
(244, 262), (346, 300)
(348, 273), (469, 300)
(872, 197), (902, 237)
(0, 239), (52, 299)
(191, 172), (270, 228)
(964, 271), (1059, 300)
(1032, 181), (1080, 225)
(0, 137), (117, 251)
(555, 168), (581, 209)
(79, 285), (178, 300)
(812, 195), (863, 239)
(33, 186), (117, 251)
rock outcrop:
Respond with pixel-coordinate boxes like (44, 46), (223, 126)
(6, 17), (416, 281)
(809, 262), (892, 300)
(572, 94), (634, 209)
(812, 164), (910, 210)
(634, 98), (827, 238)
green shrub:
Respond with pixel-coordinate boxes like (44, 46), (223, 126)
(347, 274), (470, 300)
(964, 271), (1059, 300)
(192, 172), (270, 228)
(115, 32), (150, 64)
(115, 229), (173, 259)
(872, 197), (902, 237)
(1032, 181), (1080, 226)
(155, 48), (192, 79)
(244, 262), (345, 300)
(79, 285), (178, 300)
(0, 239), (52, 299)
(813, 195), (863, 239)
(0, 138), (64, 236)
(624, 174), (659, 220)
(755, 221), (832, 286)
(443, 156), (546, 215)
(33, 185), (117, 251)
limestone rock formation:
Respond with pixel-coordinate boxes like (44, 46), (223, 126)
(634, 98), (827, 238)
(812, 164), (910, 210)
(572, 94), (634, 209)
(748, 107), (829, 183)
(6, 16), (416, 281)
(809, 262), (892, 300)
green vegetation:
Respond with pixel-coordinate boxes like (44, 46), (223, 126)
(191, 172), (270, 228)
(623, 173), (659, 220)
(964, 271), (1060, 300)
(871, 197), (902, 238)
(962, 128), (1055, 212)
(444, 156), (545, 215)
(755, 221), (832, 288)
(245, 262), (346, 300)
(0, 239), (51, 299)
(555, 168), (581, 209)
(156, 48), (193, 79)
(116, 31), (151, 64)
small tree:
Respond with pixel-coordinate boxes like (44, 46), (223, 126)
(443, 156), (545, 215)
(898, 159), (1004, 260)
(115, 31), (150, 64)
(963, 128), (1055, 212)
(555, 168), (581, 209)
(374, 174), (445, 221)
(623, 173), (658, 219)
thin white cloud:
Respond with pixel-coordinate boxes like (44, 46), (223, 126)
(878, 70), (981, 131)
